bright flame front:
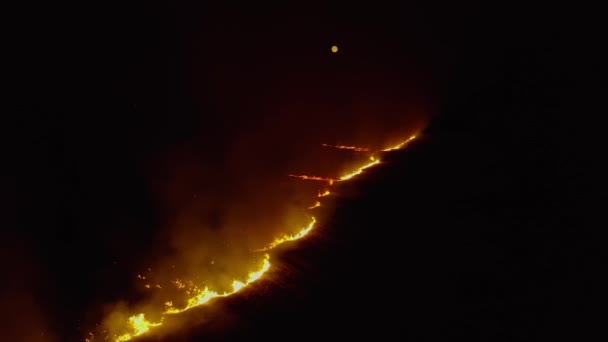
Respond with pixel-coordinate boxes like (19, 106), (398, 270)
(115, 314), (162, 342)
(257, 217), (317, 251)
(88, 133), (418, 341)
(166, 253), (271, 314)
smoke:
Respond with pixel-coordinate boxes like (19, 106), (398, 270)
(9, 1), (580, 340)
(7, 3), (433, 341)
(92, 53), (429, 338)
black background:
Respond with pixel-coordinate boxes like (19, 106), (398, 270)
(5, 2), (598, 341)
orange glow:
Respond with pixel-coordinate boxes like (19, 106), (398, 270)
(331, 45), (338, 53)
(288, 174), (336, 184)
(321, 143), (369, 152)
(338, 159), (381, 181)
(318, 189), (331, 197)
(257, 216), (317, 251)
(88, 133), (419, 342)
(166, 253), (271, 314)
(382, 134), (418, 151)
(307, 201), (321, 209)
(110, 254), (271, 341)
(115, 314), (162, 342)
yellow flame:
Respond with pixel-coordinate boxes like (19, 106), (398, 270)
(338, 159), (381, 181)
(90, 133), (420, 342)
(318, 189), (331, 197)
(321, 143), (369, 152)
(115, 314), (162, 342)
(167, 253), (271, 314)
(257, 217), (317, 251)
(307, 201), (321, 209)
(288, 174), (336, 184)
(111, 254), (271, 341)
(382, 134), (418, 151)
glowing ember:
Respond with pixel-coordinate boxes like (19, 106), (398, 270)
(256, 217), (317, 252)
(307, 201), (321, 209)
(338, 159), (381, 181)
(321, 143), (369, 152)
(288, 174), (336, 184)
(318, 189), (331, 197)
(109, 254), (271, 341)
(382, 134), (418, 151)
(115, 314), (162, 342)
(166, 253), (271, 314)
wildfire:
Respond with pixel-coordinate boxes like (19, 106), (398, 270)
(256, 216), (317, 252)
(115, 314), (162, 342)
(318, 189), (331, 197)
(289, 158), (381, 185)
(166, 253), (271, 314)
(338, 159), (381, 181)
(321, 143), (369, 152)
(307, 201), (321, 209)
(88, 133), (419, 342)
(382, 134), (418, 151)
(288, 174), (336, 184)
(110, 254), (271, 341)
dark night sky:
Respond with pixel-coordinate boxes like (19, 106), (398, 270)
(4, 2), (598, 341)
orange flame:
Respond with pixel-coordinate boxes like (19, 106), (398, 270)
(321, 143), (369, 152)
(318, 189), (331, 197)
(166, 253), (271, 314)
(110, 254), (271, 341)
(288, 174), (336, 184)
(338, 159), (381, 181)
(307, 201), (321, 209)
(115, 314), (162, 342)
(88, 133), (419, 342)
(382, 134), (418, 151)
(256, 216), (317, 252)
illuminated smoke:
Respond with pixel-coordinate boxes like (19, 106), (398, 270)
(87, 134), (418, 342)
(165, 253), (271, 314)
